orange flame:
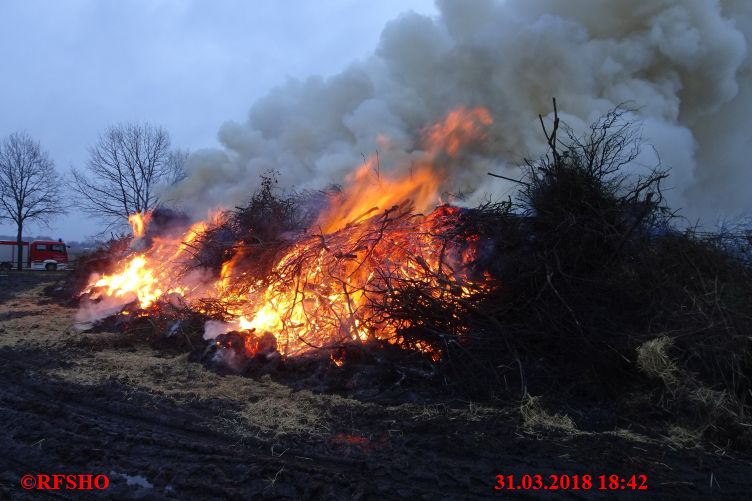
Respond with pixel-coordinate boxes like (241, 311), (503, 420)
(87, 219), (208, 309)
(128, 212), (151, 238)
(317, 106), (493, 234)
(230, 205), (485, 358)
(316, 160), (442, 234)
(82, 107), (494, 362)
(422, 106), (493, 157)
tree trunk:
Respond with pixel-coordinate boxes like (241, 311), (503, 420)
(16, 222), (24, 271)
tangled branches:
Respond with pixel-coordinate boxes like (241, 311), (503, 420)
(226, 201), (492, 358)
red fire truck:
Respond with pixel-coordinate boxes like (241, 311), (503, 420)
(0, 239), (69, 271)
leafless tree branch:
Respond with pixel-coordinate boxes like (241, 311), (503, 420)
(69, 122), (183, 232)
(0, 131), (66, 269)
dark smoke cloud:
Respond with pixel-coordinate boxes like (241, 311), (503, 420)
(166, 0), (751, 224)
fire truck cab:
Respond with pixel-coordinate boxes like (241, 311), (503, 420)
(0, 239), (69, 271)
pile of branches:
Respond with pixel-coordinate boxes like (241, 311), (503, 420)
(85, 295), (210, 353)
(190, 172), (328, 284)
(382, 101), (751, 448)
(55, 207), (192, 305)
(67, 103), (751, 448)
(51, 235), (133, 305)
(203, 200), (492, 358)
(365, 204), (502, 353)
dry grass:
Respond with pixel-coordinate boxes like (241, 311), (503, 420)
(45, 348), (337, 438)
(237, 383), (329, 438)
(637, 336), (679, 389)
(47, 345), (511, 438)
(637, 335), (736, 415)
(0, 284), (77, 348)
(3, 284), (510, 439)
(0, 283), (341, 437)
(605, 428), (653, 443)
(519, 395), (578, 434)
(666, 425), (704, 449)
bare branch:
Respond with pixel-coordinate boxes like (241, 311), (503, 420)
(0, 131), (66, 268)
(69, 122), (181, 232)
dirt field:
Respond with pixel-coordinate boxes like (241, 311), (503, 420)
(1, 272), (751, 499)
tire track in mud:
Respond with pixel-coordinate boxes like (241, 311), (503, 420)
(0, 346), (495, 499)
(2, 343), (752, 500)
(0, 361), (351, 498)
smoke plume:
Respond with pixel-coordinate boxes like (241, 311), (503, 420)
(166, 0), (751, 224)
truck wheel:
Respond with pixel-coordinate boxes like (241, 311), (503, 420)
(45, 263), (57, 271)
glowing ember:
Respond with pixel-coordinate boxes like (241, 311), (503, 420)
(81, 107), (495, 362)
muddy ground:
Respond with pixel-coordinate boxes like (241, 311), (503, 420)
(1, 272), (751, 499)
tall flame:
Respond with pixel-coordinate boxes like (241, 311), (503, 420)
(128, 212), (151, 238)
(317, 106), (493, 234)
(88, 219), (208, 308)
(422, 106), (492, 157)
(316, 161), (442, 234)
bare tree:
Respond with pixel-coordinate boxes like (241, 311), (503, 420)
(71, 122), (183, 231)
(167, 147), (189, 185)
(0, 131), (66, 270)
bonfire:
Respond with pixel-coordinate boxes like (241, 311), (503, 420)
(73, 103), (752, 452)
(79, 107), (496, 364)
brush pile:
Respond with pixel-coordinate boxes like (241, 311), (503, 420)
(71, 104), (752, 449)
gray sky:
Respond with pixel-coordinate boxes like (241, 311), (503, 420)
(0, 0), (437, 241)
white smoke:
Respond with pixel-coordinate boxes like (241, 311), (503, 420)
(166, 0), (752, 224)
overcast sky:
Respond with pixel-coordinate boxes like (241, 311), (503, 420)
(0, 0), (437, 241)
